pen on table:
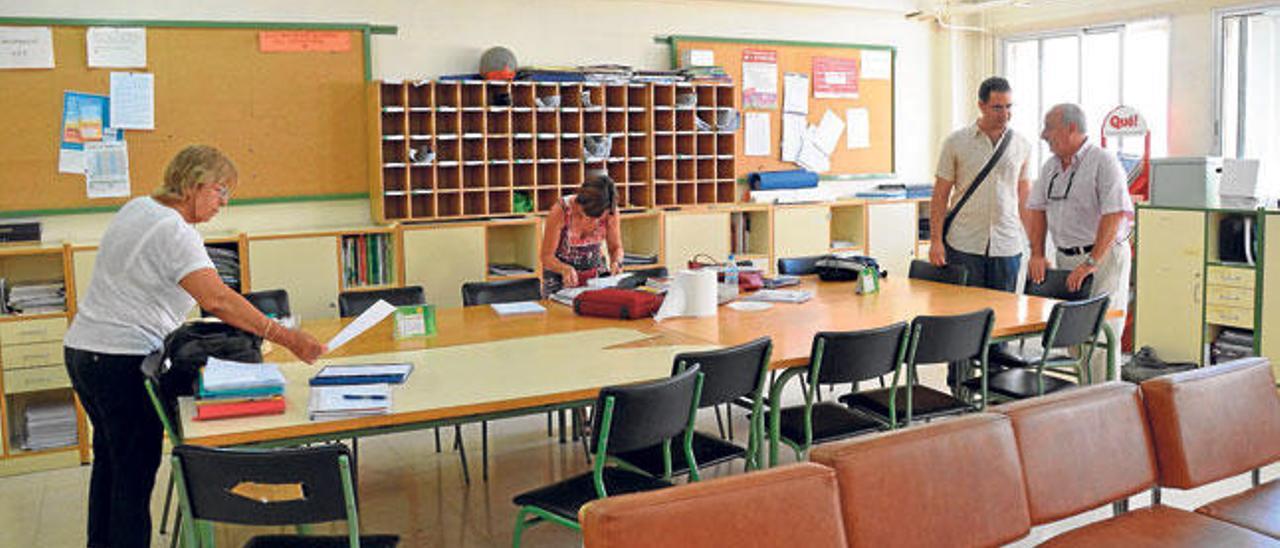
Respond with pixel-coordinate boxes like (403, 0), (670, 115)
(342, 394), (387, 400)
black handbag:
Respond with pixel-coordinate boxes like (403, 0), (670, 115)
(815, 256), (886, 282)
(160, 321), (263, 399)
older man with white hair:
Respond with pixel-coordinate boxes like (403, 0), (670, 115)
(1027, 103), (1134, 383)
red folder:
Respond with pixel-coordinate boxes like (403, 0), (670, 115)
(194, 396), (287, 421)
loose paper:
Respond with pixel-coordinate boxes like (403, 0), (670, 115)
(259, 31), (352, 53)
(813, 56), (859, 99)
(811, 109), (845, 154)
(85, 140), (130, 198)
(741, 48), (778, 110)
(0, 26), (54, 69)
(60, 91), (112, 173)
(781, 113), (806, 162)
(797, 137), (830, 173)
(745, 112), (771, 156)
(109, 72), (154, 130)
(87, 27), (146, 68)
(783, 72), (809, 114)
(860, 49), (891, 80)
(327, 299), (396, 352)
(847, 108), (871, 149)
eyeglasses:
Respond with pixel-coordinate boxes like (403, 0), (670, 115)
(209, 184), (230, 201)
(1047, 169), (1077, 201)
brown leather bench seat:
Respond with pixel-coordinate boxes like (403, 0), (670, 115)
(1141, 357), (1280, 540)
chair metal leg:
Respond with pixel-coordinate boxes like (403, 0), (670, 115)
(714, 405), (725, 439)
(1151, 486), (1162, 506)
(726, 404), (734, 441)
(159, 473), (174, 534)
(434, 427), (442, 453)
(546, 412), (553, 437)
(576, 407), (591, 463)
(168, 514), (181, 548)
(482, 421), (489, 482)
(558, 409), (568, 444)
(1112, 499), (1129, 515)
(1253, 468), (1262, 487)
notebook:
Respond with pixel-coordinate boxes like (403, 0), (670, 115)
(310, 363), (414, 386)
(490, 301), (547, 316)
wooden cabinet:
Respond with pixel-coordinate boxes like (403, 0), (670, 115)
(0, 244), (86, 475)
(664, 211), (730, 272)
(1261, 212), (1280, 381)
(774, 205), (830, 260)
(866, 201), (918, 278)
(1134, 207), (1206, 364)
(402, 225), (486, 309)
(247, 235), (342, 321)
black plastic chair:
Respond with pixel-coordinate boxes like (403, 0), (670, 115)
(907, 259), (969, 285)
(966, 295), (1110, 400)
(337, 286), (426, 318)
(245, 289), (291, 319)
(616, 337), (771, 474)
(511, 366), (704, 547)
(844, 309), (994, 426)
(171, 444), (399, 548)
(202, 289), (291, 319)
(460, 277), (550, 482)
(990, 269), (1095, 371)
(462, 278), (542, 306)
(776, 255), (830, 276)
(765, 324), (905, 464)
(142, 352), (187, 548)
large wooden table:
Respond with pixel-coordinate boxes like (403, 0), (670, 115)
(180, 278), (1118, 454)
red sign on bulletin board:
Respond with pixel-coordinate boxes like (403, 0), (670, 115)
(258, 31), (352, 53)
(812, 56), (858, 99)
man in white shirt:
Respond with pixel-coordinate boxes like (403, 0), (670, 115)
(1027, 103), (1134, 383)
(931, 77), (1034, 292)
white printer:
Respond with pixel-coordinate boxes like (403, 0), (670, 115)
(1150, 157), (1263, 208)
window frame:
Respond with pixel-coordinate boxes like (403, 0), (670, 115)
(996, 17), (1170, 166)
(1212, 2), (1280, 157)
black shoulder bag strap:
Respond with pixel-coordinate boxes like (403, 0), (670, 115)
(941, 129), (1014, 245)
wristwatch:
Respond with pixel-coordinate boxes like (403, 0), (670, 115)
(1084, 255), (1097, 267)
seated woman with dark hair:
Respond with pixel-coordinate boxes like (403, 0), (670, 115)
(539, 174), (624, 294)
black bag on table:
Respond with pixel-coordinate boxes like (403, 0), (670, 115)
(815, 255), (886, 282)
(159, 321), (263, 400)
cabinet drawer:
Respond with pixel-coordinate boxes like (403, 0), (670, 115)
(1, 341), (65, 370)
(1206, 285), (1255, 308)
(1205, 305), (1254, 329)
(0, 317), (68, 346)
(4, 364), (71, 394)
(1206, 266), (1254, 289)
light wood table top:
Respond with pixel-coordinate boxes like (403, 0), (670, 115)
(181, 278), (1104, 446)
(655, 277), (1094, 369)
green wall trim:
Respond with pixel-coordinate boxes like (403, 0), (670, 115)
(663, 35), (896, 52)
(0, 17), (397, 33)
(0, 193), (368, 220)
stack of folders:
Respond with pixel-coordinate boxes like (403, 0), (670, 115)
(20, 401), (78, 450)
(309, 363), (413, 386)
(742, 289), (813, 304)
(308, 384), (391, 421)
(194, 357), (287, 421)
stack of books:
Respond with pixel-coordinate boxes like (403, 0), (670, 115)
(19, 401), (78, 450)
(579, 64), (633, 84)
(194, 357), (287, 421)
(631, 69), (685, 84)
(6, 281), (65, 314)
(681, 66), (732, 84)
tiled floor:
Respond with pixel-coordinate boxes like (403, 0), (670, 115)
(1, 368), (1274, 547)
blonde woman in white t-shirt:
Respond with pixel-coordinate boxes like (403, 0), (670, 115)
(63, 145), (325, 548)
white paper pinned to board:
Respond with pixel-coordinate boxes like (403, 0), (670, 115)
(745, 112), (771, 157)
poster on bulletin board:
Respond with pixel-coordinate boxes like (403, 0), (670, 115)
(813, 56), (858, 99)
(741, 48), (778, 109)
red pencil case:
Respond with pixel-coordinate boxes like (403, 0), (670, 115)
(573, 289), (664, 320)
